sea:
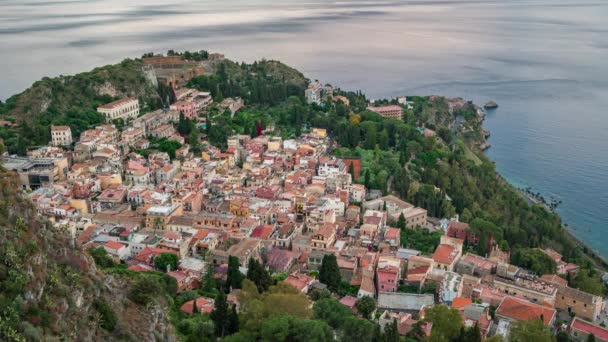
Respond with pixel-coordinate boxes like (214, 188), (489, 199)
(1, 0), (608, 256)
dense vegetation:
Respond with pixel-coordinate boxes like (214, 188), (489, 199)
(0, 58), (161, 154)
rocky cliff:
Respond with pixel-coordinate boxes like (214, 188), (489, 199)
(0, 168), (176, 341)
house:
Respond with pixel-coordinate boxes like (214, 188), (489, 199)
(339, 296), (359, 314)
(555, 284), (604, 321)
(104, 240), (129, 261)
(226, 238), (262, 266)
(305, 82), (323, 105)
(495, 296), (556, 326)
(51, 126), (73, 146)
(384, 227), (401, 248)
(284, 272), (315, 293)
(569, 317), (608, 342)
(446, 221), (477, 244)
(432, 244), (461, 271)
(180, 297), (215, 315)
(311, 223), (337, 249)
(168, 270), (199, 292)
(455, 253), (496, 277)
(377, 256), (402, 293)
(265, 248), (300, 273)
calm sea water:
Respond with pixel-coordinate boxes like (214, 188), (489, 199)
(1, 0), (608, 255)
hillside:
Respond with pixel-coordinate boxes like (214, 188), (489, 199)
(0, 167), (177, 341)
(0, 59), (160, 155)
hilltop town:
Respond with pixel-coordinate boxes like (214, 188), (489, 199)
(1, 52), (606, 341)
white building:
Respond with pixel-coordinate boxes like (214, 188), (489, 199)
(51, 125), (73, 146)
(97, 98), (140, 122)
(305, 82), (323, 105)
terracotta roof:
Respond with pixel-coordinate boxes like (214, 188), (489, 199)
(432, 244), (457, 265)
(180, 297), (215, 315)
(571, 317), (608, 341)
(384, 227), (400, 239)
(285, 273), (314, 291)
(451, 297), (472, 309)
(104, 241), (125, 250)
(496, 296), (556, 326)
(251, 224), (274, 239)
(339, 295), (358, 308)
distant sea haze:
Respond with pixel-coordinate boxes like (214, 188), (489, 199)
(1, 0), (608, 255)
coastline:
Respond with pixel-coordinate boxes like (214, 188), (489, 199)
(482, 121), (608, 270)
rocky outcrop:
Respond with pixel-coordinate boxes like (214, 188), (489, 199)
(0, 168), (176, 341)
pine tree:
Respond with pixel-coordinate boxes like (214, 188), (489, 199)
(364, 169), (371, 190)
(319, 254), (341, 292)
(211, 292), (229, 337)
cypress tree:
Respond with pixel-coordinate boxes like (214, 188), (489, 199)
(319, 254), (341, 292)
(227, 304), (239, 335)
(226, 256), (243, 292)
(211, 292), (228, 337)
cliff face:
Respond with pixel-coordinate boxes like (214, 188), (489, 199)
(0, 168), (176, 341)
(425, 96), (491, 151)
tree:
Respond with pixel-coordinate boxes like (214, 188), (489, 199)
(509, 319), (552, 342)
(397, 212), (406, 230)
(364, 169), (372, 190)
(154, 253), (178, 272)
(510, 248), (557, 275)
(319, 254), (342, 292)
(463, 322), (482, 342)
(588, 334), (596, 342)
(226, 255), (244, 291)
(188, 128), (200, 154)
(177, 112), (192, 135)
(355, 296), (376, 319)
(212, 291), (229, 337)
(340, 317), (376, 342)
(572, 269), (605, 296)
(129, 276), (168, 305)
(192, 298), (199, 314)
(227, 304), (239, 335)
(313, 298), (354, 329)
(158, 139), (182, 159)
(424, 305), (463, 341)
(247, 258), (273, 293)
(384, 318), (400, 342)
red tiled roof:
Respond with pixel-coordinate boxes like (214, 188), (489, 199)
(339, 295), (358, 308)
(180, 297), (215, 315)
(496, 296), (556, 326)
(285, 273), (314, 291)
(104, 241), (125, 250)
(432, 244), (457, 265)
(384, 227), (400, 239)
(451, 297), (472, 309)
(251, 224), (274, 239)
(571, 317), (608, 341)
